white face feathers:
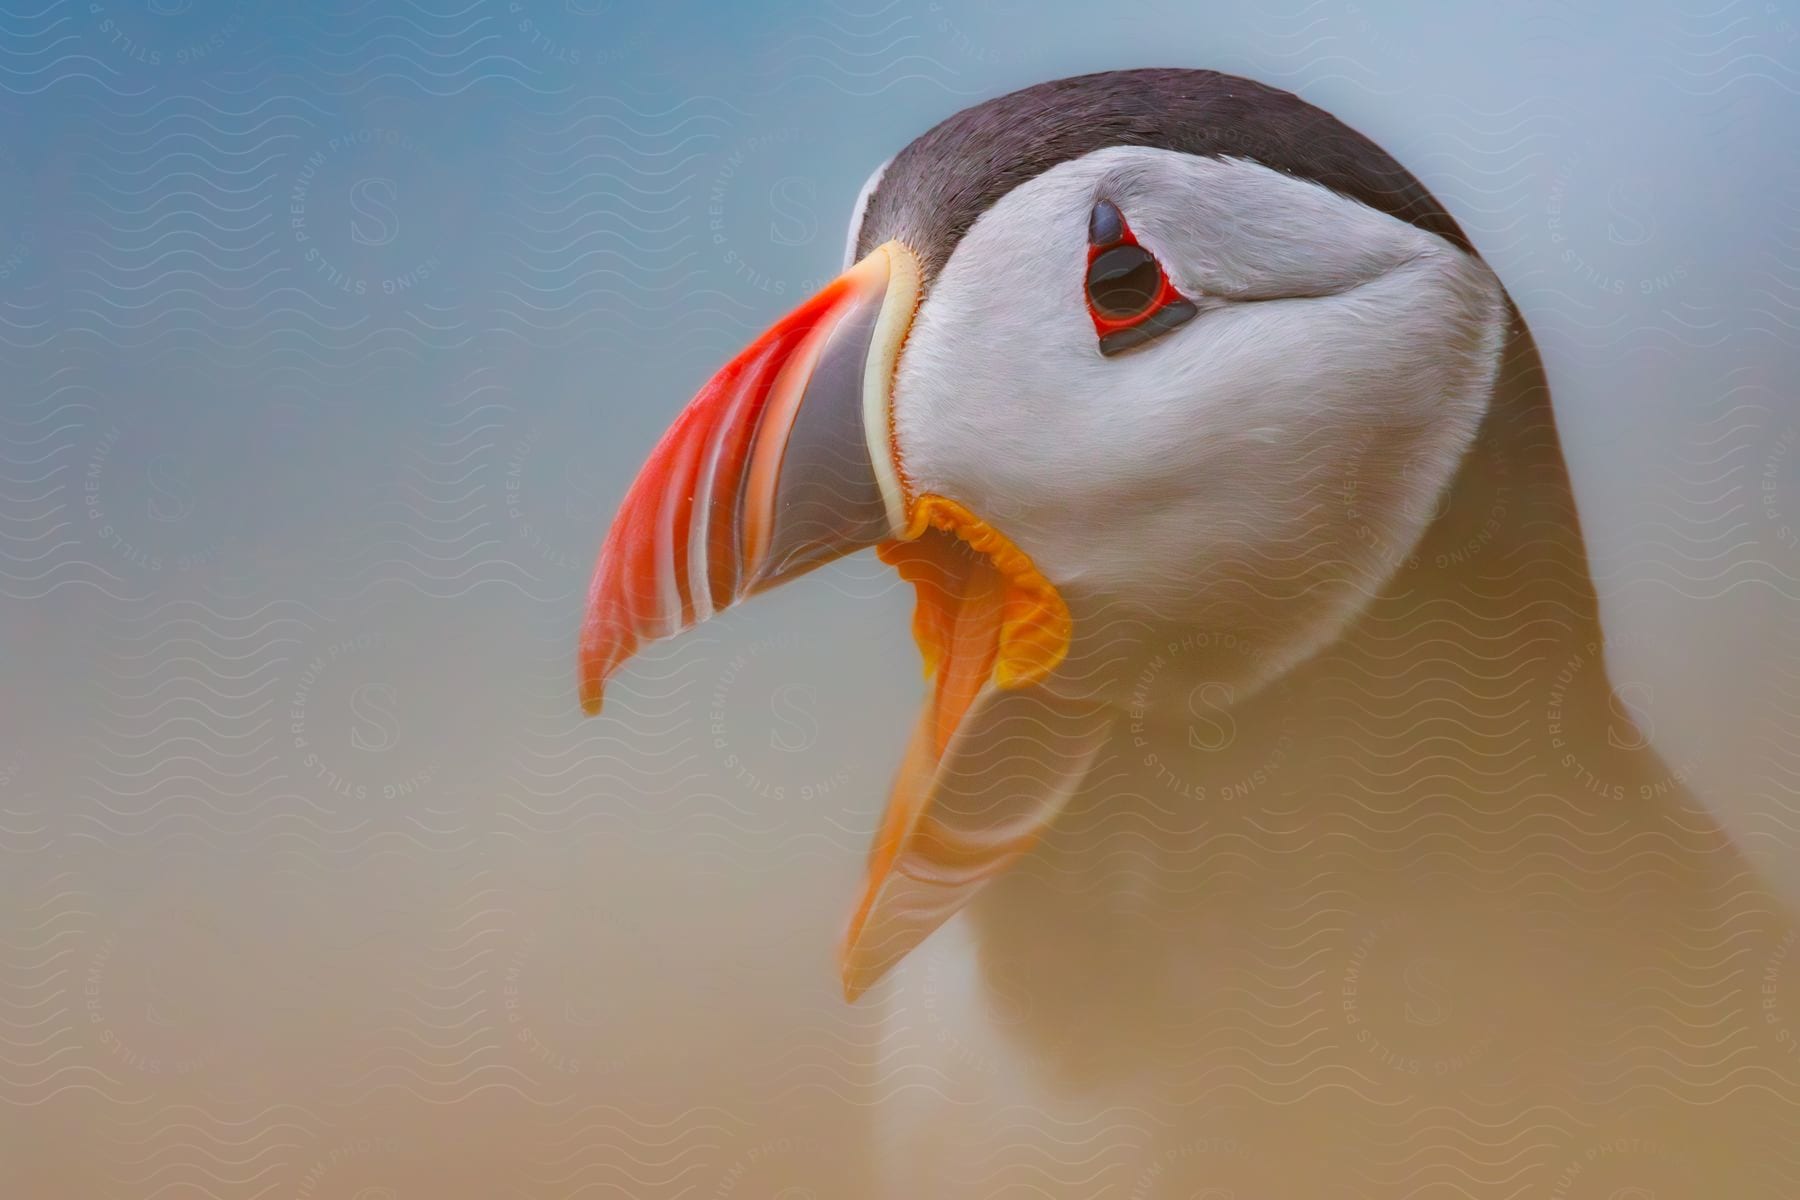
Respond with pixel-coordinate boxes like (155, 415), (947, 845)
(879, 146), (1507, 700)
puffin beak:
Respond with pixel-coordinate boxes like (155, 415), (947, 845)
(579, 241), (920, 713)
(581, 239), (1100, 1004)
(838, 524), (1105, 1000)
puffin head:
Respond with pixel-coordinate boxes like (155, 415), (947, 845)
(580, 69), (1513, 1000)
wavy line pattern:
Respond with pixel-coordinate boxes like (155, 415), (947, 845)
(0, 1), (1795, 1196)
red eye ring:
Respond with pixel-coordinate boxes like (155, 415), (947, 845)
(1085, 199), (1198, 357)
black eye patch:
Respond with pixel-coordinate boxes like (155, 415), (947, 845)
(1088, 198), (1125, 247)
(1084, 199), (1197, 357)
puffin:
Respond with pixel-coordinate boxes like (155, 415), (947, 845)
(579, 70), (1800, 1198)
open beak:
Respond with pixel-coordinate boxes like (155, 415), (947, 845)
(581, 240), (1103, 1002)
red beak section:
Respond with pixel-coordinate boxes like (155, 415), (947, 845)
(580, 242), (919, 713)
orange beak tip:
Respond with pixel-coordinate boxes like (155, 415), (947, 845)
(838, 944), (879, 1005)
(837, 905), (881, 1003)
(577, 646), (609, 715)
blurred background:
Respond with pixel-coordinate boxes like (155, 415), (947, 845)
(0, 0), (1796, 1194)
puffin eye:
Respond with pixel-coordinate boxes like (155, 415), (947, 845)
(1084, 199), (1198, 357)
(1087, 245), (1162, 319)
